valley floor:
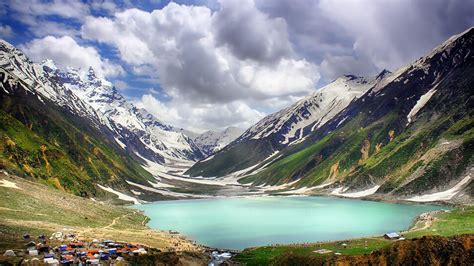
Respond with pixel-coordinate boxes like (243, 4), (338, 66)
(125, 155), (473, 206)
(126, 166), (473, 207)
(1, 170), (473, 265)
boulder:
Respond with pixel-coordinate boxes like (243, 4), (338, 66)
(3, 250), (15, 256)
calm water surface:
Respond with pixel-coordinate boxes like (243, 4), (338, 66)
(133, 196), (445, 250)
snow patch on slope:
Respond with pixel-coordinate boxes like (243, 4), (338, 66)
(148, 180), (175, 188)
(333, 185), (381, 198)
(114, 137), (127, 149)
(201, 154), (215, 163)
(0, 179), (21, 189)
(126, 180), (210, 198)
(407, 88), (437, 124)
(262, 180), (300, 191)
(134, 152), (168, 174)
(406, 175), (472, 202)
(276, 186), (314, 194)
(97, 184), (142, 204)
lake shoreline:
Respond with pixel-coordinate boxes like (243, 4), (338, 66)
(133, 195), (446, 251)
(129, 202), (462, 266)
(132, 188), (462, 208)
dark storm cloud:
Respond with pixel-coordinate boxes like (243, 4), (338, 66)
(324, 0), (474, 70)
(256, 0), (352, 62)
(213, 0), (293, 63)
(256, 0), (474, 82)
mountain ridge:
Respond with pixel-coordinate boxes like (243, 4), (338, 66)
(186, 69), (391, 177)
(233, 27), (474, 203)
(0, 39), (201, 200)
(192, 126), (243, 156)
(50, 63), (206, 164)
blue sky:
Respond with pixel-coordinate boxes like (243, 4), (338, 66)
(1, 0), (473, 132)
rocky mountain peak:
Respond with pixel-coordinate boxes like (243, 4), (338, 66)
(41, 59), (59, 72)
(376, 69), (392, 79)
(192, 126), (244, 156)
(0, 39), (206, 166)
(87, 66), (97, 80)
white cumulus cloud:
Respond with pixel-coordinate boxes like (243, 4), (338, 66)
(20, 35), (124, 78)
(81, 1), (318, 131)
(138, 94), (266, 132)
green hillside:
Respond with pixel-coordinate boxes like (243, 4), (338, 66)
(0, 83), (153, 196)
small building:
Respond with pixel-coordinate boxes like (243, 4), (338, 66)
(44, 258), (59, 265)
(25, 241), (37, 251)
(313, 249), (333, 254)
(28, 250), (39, 256)
(384, 232), (401, 240)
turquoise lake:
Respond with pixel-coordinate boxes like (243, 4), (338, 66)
(133, 196), (445, 250)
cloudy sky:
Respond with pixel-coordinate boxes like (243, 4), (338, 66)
(1, 0), (473, 132)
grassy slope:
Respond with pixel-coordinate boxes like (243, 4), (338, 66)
(0, 91), (153, 196)
(239, 113), (395, 186)
(0, 173), (189, 250)
(234, 206), (474, 265)
(185, 139), (275, 177)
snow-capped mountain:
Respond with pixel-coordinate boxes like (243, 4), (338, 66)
(236, 26), (474, 197)
(237, 72), (390, 146)
(189, 27), (474, 203)
(0, 39), (205, 168)
(0, 40), (159, 197)
(186, 71), (390, 177)
(49, 64), (205, 164)
(0, 42), (106, 127)
(192, 127), (243, 156)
